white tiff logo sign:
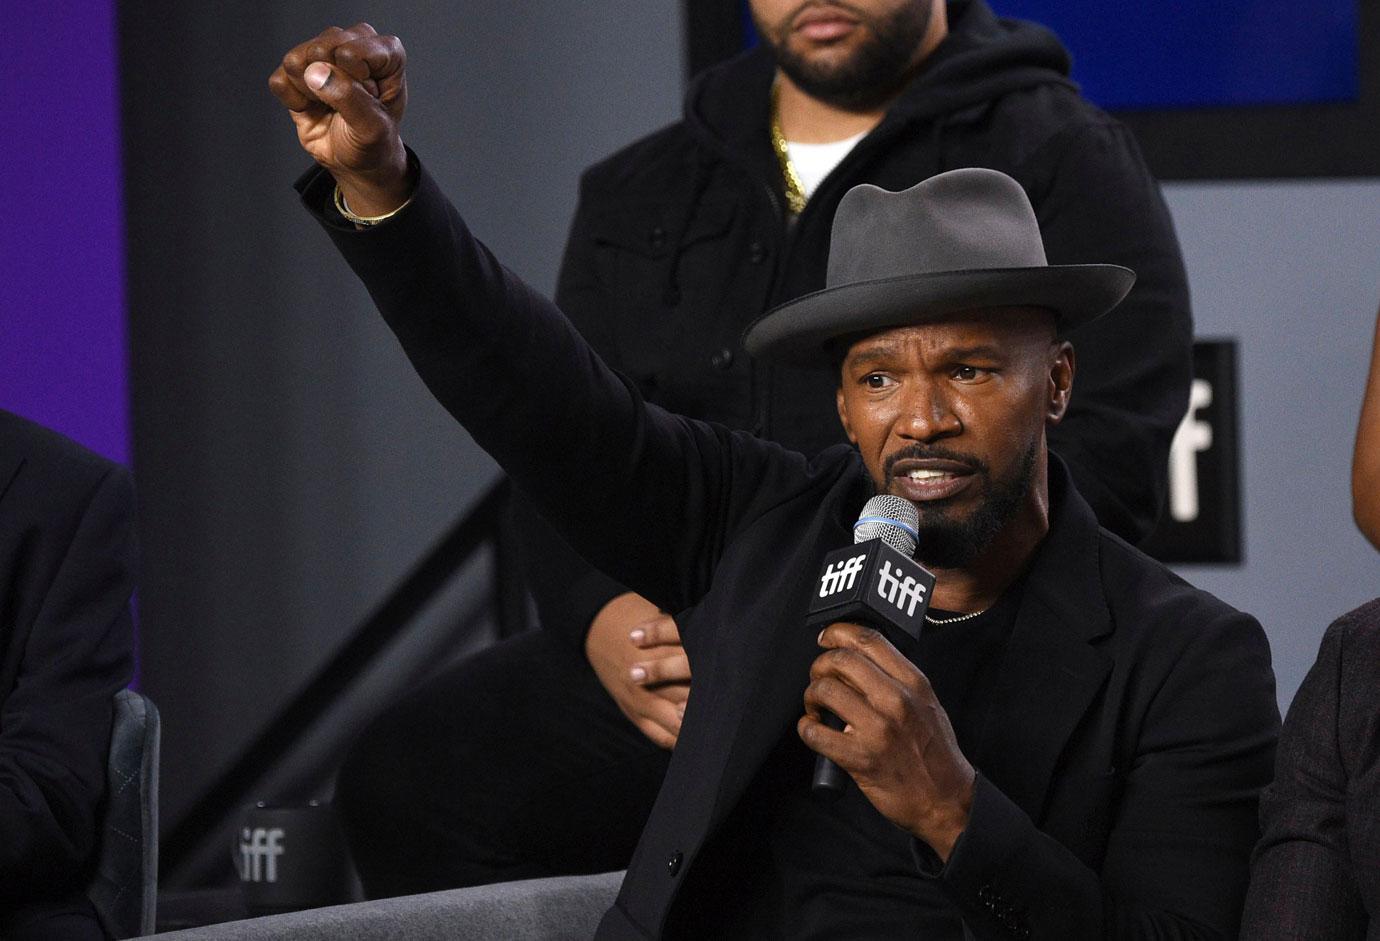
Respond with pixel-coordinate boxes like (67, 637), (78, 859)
(239, 827), (286, 883)
(818, 553), (866, 597)
(1169, 378), (1213, 523)
(876, 560), (927, 616)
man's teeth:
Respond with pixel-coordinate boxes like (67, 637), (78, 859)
(906, 468), (952, 480)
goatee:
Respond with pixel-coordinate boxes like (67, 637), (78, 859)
(759, 1), (934, 110)
(895, 440), (1038, 569)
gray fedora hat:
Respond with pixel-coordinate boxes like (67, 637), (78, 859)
(742, 167), (1135, 366)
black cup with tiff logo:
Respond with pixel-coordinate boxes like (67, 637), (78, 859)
(235, 800), (356, 915)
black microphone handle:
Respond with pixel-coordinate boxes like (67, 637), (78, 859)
(811, 710), (850, 798)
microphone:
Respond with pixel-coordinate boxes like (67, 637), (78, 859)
(805, 494), (936, 797)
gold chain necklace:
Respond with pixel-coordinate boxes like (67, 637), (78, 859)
(770, 81), (808, 215)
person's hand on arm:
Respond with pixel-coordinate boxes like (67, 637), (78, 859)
(268, 24), (413, 216)
(798, 622), (975, 860)
(585, 592), (692, 750)
(1352, 304), (1380, 550)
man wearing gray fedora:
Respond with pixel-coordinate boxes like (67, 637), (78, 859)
(276, 49), (1278, 937)
(278, 11), (1196, 900)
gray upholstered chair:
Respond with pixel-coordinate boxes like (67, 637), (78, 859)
(137, 870), (624, 940)
(88, 688), (161, 939)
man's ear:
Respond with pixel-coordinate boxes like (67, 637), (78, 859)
(1047, 341), (1075, 426)
(836, 386), (859, 444)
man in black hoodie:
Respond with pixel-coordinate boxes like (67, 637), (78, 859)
(322, 0), (1192, 896)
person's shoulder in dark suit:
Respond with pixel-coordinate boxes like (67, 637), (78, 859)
(1241, 597), (1380, 940)
(0, 408), (136, 940)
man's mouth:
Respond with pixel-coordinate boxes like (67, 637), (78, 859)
(793, 4), (860, 42)
(887, 458), (977, 502)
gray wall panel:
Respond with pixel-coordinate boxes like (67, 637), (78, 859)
(1163, 179), (1380, 711)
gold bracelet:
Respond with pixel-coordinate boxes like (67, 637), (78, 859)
(333, 183), (413, 227)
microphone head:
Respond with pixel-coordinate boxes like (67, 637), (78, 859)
(854, 495), (920, 557)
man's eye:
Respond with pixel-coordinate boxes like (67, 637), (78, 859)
(953, 365), (982, 381)
(863, 373), (893, 389)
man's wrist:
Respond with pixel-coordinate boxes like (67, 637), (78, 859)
(913, 771), (976, 862)
(334, 184), (413, 227)
(922, 813), (970, 863)
(332, 144), (414, 217)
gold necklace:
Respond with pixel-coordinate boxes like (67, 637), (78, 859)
(770, 81), (808, 215)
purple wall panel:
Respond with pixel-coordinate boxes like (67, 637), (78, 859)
(2, 1), (129, 464)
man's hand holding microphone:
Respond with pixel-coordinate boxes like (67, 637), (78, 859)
(798, 495), (976, 861)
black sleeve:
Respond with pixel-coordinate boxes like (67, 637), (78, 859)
(299, 159), (817, 626)
(508, 180), (633, 650)
(1033, 119), (1193, 544)
(923, 610), (1277, 938)
(0, 463), (136, 902)
(1240, 614), (1371, 940)
(506, 491), (628, 651)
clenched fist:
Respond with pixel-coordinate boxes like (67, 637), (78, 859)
(269, 23), (413, 216)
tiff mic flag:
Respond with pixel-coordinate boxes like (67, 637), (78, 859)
(806, 495), (936, 796)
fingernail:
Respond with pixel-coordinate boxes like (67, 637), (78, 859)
(677, 703), (685, 718)
(817, 628), (826, 646)
(629, 666), (646, 682)
(629, 629), (645, 643)
(305, 62), (331, 90)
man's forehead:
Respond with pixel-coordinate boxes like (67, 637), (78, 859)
(841, 306), (1057, 359)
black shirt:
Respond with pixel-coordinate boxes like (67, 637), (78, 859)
(668, 583), (1024, 939)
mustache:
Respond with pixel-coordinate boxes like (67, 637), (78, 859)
(882, 444), (988, 482)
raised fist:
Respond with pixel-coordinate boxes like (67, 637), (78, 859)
(269, 23), (412, 215)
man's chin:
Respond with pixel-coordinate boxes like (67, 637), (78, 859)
(771, 0), (930, 109)
(913, 526), (983, 570)
(785, 30), (870, 64)
(779, 62), (890, 109)
(908, 501), (995, 568)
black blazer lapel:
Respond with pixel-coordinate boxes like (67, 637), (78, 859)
(613, 492), (859, 934)
(973, 459), (1113, 821)
(706, 507), (856, 824)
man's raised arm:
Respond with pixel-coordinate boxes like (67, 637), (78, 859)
(268, 26), (821, 629)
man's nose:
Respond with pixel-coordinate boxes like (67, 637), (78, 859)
(897, 382), (961, 441)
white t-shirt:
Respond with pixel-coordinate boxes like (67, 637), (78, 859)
(785, 130), (868, 201)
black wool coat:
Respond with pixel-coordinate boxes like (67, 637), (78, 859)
(0, 409), (135, 931)
(305, 165), (1276, 939)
